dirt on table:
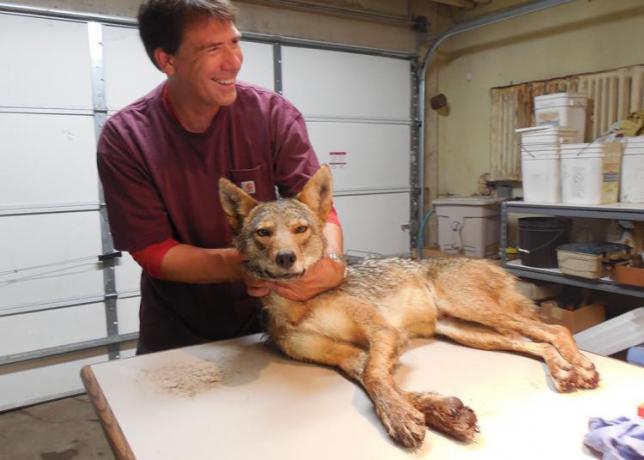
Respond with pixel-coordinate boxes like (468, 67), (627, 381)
(141, 360), (223, 397)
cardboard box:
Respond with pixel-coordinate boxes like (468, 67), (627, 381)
(539, 301), (605, 334)
(516, 280), (562, 301)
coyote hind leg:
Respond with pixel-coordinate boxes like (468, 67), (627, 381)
(435, 316), (596, 391)
(433, 281), (599, 390)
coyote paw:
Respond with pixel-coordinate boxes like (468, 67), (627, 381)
(549, 358), (599, 391)
(408, 392), (478, 442)
(573, 362), (600, 389)
(550, 364), (577, 392)
(376, 399), (426, 449)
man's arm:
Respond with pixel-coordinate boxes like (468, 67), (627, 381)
(159, 245), (245, 284)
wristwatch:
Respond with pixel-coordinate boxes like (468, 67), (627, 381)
(326, 251), (348, 279)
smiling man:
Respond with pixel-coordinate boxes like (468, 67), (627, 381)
(97, 0), (345, 354)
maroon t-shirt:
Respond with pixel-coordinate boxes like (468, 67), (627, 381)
(97, 82), (320, 352)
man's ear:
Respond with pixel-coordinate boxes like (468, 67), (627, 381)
(218, 177), (258, 233)
(154, 48), (176, 76)
(296, 165), (333, 222)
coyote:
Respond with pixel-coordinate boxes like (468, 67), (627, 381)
(218, 165), (599, 449)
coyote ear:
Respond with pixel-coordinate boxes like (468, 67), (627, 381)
(296, 165), (333, 222)
(218, 177), (258, 233)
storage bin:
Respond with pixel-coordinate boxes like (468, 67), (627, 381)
(534, 92), (587, 142)
(620, 136), (644, 203)
(560, 142), (622, 205)
(432, 197), (503, 258)
(521, 145), (561, 203)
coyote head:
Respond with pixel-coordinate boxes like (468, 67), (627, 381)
(218, 165), (333, 280)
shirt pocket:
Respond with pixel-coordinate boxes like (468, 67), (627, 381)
(229, 163), (276, 201)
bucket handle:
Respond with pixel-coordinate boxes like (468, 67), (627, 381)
(519, 128), (612, 158)
(518, 228), (566, 255)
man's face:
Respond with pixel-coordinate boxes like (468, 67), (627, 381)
(165, 18), (243, 110)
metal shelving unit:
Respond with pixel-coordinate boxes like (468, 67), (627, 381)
(500, 201), (644, 299)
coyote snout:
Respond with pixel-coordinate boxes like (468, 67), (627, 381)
(219, 165), (600, 450)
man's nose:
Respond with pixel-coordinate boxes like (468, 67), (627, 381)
(222, 46), (242, 71)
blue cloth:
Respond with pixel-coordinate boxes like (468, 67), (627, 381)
(584, 416), (644, 460)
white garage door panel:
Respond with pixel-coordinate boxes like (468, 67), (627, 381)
(115, 252), (142, 294)
(307, 122), (410, 191)
(282, 47), (410, 120)
(0, 212), (103, 310)
(0, 353), (108, 412)
(103, 25), (166, 111)
(334, 193), (410, 257)
(0, 14), (92, 110)
(0, 113), (98, 207)
(0, 303), (107, 356)
(117, 296), (140, 335)
(238, 41), (274, 90)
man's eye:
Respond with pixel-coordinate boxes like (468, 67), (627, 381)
(256, 228), (271, 237)
(294, 225), (308, 234)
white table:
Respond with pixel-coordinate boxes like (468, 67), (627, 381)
(82, 334), (644, 460)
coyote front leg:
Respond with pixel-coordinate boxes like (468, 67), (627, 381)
(277, 317), (425, 448)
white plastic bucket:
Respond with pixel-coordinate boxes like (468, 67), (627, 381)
(534, 92), (587, 142)
(516, 126), (578, 146)
(620, 136), (644, 203)
(560, 142), (622, 205)
(521, 145), (560, 203)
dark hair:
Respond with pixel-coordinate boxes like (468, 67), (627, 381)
(137, 0), (237, 70)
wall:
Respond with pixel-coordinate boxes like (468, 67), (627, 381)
(433, 0), (644, 197)
(4, 0), (432, 52)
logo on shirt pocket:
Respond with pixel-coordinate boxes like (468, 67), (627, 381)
(240, 180), (256, 195)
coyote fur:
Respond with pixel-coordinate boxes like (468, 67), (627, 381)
(218, 165), (599, 449)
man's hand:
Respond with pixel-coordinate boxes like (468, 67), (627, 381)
(245, 257), (346, 301)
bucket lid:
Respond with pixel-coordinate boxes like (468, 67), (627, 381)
(515, 126), (577, 135)
(557, 242), (631, 255)
(534, 92), (587, 101)
(622, 136), (644, 145)
(433, 196), (504, 206)
(518, 216), (571, 229)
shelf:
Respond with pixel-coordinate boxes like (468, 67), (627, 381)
(504, 201), (644, 221)
(504, 260), (644, 299)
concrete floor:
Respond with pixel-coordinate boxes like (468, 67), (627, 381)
(0, 394), (114, 460)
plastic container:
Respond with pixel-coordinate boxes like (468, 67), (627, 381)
(534, 92), (587, 142)
(620, 136), (644, 203)
(518, 217), (571, 268)
(560, 142), (622, 205)
(432, 196), (504, 258)
(521, 145), (561, 203)
(516, 126), (578, 147)
(557, 242), (631, 279)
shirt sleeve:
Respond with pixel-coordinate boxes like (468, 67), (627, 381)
(97, 120), (174, 251)
(130, 238), (180, 278)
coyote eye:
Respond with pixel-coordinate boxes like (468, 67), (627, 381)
(294, 225), (308, 234)
(256, 228), (272, 237)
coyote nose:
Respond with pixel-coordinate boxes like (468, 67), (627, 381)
(276, 251), (296, 269)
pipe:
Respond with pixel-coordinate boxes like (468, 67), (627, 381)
(0, 1), (135, 25)
(238, 0), (413, 27)
(416, 0), (574, 257)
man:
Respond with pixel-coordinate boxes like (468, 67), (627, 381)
(97, 0), (346, 353)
